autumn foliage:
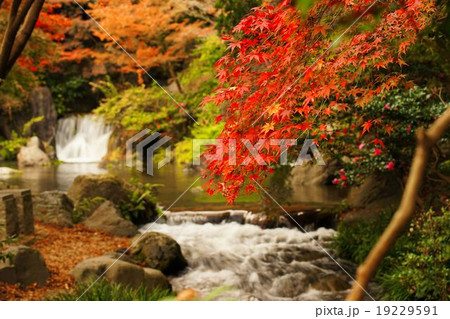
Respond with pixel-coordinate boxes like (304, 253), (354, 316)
(202, 0), (437, 203)
(75, 0), (213, 87)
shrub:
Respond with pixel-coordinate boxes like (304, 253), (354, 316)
(0, 131), (27, 161)
(333, 205), (450, 300)
(49, 279), (174, 301)
(72, 197), (106, 224)
(328, 87), (449, 188)
(380, 208), (450, 301)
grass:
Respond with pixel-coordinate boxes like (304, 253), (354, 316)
(49, 280), (175, 301)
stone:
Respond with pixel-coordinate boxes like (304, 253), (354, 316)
(29, 87), (57, 144)
(0, 167), (21, 177)
(310, 274), (351, 292)
(33, 191), (74, 227)
(176, 288), (199, 301)
(347, 173), (402, 209)
(82, 201), (138, 237)
(0, 265), (17, 284)
(0, 189), (34, 235)
(17, 137), (50, 167)
(67, 174), (129, 206)
(0, 194), (19, 240)
(0, 246), (50, 286)
(71, 256), (171, 292)
(130, 232), (188, 275)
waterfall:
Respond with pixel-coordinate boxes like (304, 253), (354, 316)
(142, 220), (354, 301)
(55, 115), (113, 163)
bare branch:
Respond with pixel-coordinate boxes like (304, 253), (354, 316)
(6, 0), (45, 73)
(346, 106), (450, 301)
(0, 0), (43, 80)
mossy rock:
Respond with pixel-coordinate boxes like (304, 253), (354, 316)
(68, 174), (129, 206)
(130, 232), (188, 276)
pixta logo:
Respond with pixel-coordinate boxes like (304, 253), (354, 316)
(126, 129), (172, 176)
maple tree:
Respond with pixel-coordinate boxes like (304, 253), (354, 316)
(84, 0), (213, 91)
(202, 0), (438, 203)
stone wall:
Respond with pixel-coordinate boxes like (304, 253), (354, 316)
(0, 189), (34, 240)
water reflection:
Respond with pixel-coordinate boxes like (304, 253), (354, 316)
(1, 162), (346, 210)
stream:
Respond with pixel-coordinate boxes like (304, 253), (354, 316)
(0, 114), (355, 300)
(144, 219), (354, 301)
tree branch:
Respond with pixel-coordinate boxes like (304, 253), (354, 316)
(6, 0), (44, 74)
(346, 105), (450, 301)
(0, 0), (42, 80)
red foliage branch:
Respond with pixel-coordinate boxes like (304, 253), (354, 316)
(202, 0), (436, 203)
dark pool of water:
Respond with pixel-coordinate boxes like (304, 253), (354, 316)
(0, 162), (346, 210)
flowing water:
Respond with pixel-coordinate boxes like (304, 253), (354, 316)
(55, 115), (113, 163)
(1, 114), (356, 300)
(144, 219), (354, 301)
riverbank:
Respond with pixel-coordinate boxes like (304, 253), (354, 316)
(0, 221), (129, 301)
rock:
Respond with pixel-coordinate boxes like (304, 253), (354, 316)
(130, 232), (188, 275)
(0, 246), (50, 286)
(347, 173), (402, 209)
(102, 252), (138, 265)
(310, 274), (351, 292)
(17, 137), (50, 167)
(29, 87), (57, 144)
(82, 201), (138, 237)
(71, 256), (171, 292)
(0, 167), (21, 177)
(67, 174), (158, 225)
(0, 189), (34, 235)
(0, 193), (19, 240)
(291, 160), (339, 187)
(33, 191), (74, 227)
(0, 265), (17, 284)
(67, 174), (129, 206)
(176, 288), (199, 301)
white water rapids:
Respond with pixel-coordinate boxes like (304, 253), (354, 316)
(144, 218), (355, 301)
(55, 115), (112, 163)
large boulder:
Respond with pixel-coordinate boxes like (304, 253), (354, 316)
(33, 191), (74, 227)
(82, 201), (138, 237)
(29, 87), (57, 144)
(67, 174), (129, 206)
(17, 137), (50, 167)
(0, 246), (50, 286)
(71, 256), (171, 292)
(130, 232), (187, 275)
(67, 174), (158, 225)
(347, 173), (402, 209)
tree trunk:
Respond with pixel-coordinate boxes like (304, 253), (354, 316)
(346, 106), (450, 301)
(0, 0), (44, 81)
(167, 61), (184, 94)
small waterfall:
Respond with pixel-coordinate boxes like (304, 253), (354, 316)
(142, 221), (355, 301)
(55, 115), (113, 163)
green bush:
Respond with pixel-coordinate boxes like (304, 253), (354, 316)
(380, 208), (450, 301)
(119, 184), (160, 224)
(72, 197), (106, 224)
(333, 205), (450, 300)
(49, 279), (174, 301)
(328, 87), (449, 187)
(0, 131), (27, 161)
